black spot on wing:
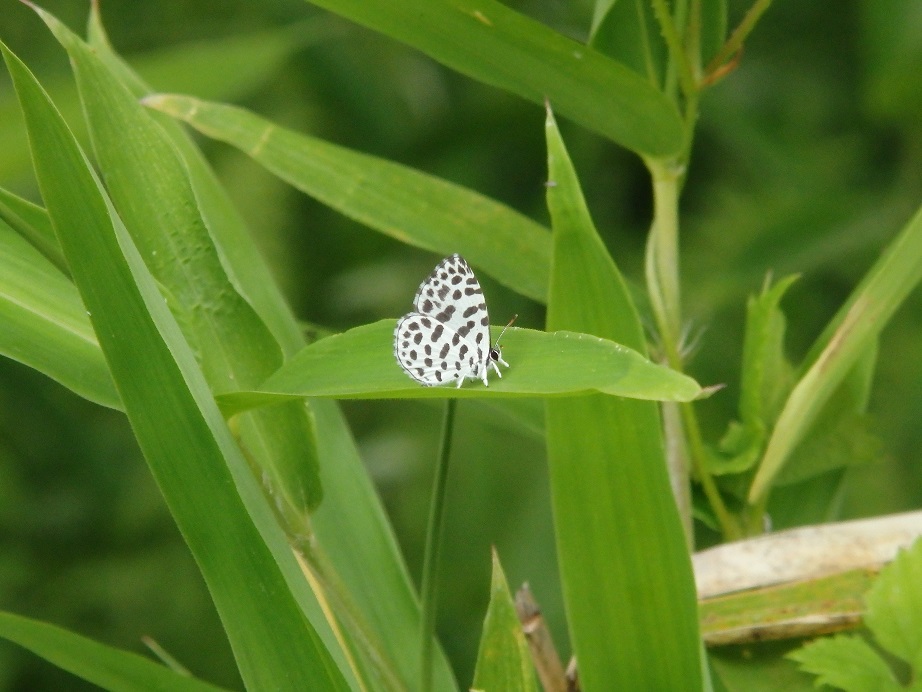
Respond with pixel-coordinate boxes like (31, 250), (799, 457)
(435, 305), (456, 322)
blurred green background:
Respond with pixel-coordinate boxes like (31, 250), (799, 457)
(1, 0), (921, 689)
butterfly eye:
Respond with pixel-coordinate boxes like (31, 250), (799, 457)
(489, 347), (500, 361)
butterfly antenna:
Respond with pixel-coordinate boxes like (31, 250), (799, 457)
(495, 314), (518, 346)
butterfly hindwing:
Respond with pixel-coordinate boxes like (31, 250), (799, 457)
(394, 313), (482, 386)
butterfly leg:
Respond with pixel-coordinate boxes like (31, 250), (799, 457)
(489, 360), (503, 379)
(457, 363), (475, 388)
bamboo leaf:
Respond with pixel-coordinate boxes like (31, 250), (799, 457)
(0, 611), (227, 692)
(38, 6), (323, 518)
(0, 185), (66, 273)
(86, 6), (459, 688)
(0, 217), (119, 409)
(143, 93), (551, 304)
(2, 37), (352, 690)
(749, 202), (922, 503)
(300, 0), (684, 157)
(214, 320), (702, 414)
(543, 105), (701, 689)
(471, 550), (538, 692)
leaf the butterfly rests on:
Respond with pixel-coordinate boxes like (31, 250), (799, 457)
(394, 254), (514, 388)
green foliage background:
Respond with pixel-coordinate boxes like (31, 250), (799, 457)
(1, 0), (920, 689)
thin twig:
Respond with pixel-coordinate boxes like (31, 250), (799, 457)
(514, 583), (567, 692)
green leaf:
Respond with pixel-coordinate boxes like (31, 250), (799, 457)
(749, 201), (922, 503)
(85, 7), (459, 688)
(787, 635), (901, 692)
(543, 105), (701, 688)
(865, 538), (922, 673)
(38, 6), (323, 518)
(300, 0), (683, 157)
(143, 93), (551, 304)
(2, 37), (352, 691)
(471, 550), (538, 692)
(706, 276), (796, 477)
(0, 185), (67, 274)
(84, 4), (307, 356)
(739, 275), (798, 427)
(0, 611), (227, 692)
(0, 217), (119, 409)
(214, 320), (702, 413)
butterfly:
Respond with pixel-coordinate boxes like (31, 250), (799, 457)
(394, 254), (515, 388)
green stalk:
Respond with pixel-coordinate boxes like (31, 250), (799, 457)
(419, 398), (457, 692)
(645, 158), (737, 540)
(650, 0), (697, 101)
(705, 0), (774, 78)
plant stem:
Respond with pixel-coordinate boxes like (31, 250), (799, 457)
(419, 397), (457, 692)
(679, 400), (740, 540)
(645, 159), (739, 541)
(705, 0), (774, 79)
(645, 158), (683, 353)
(649, 0), (697, 101)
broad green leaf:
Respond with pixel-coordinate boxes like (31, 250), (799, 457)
(2, 39), (351, 690)
(471, 550), (538, 692)
(749, 202), (922, 503)
(86, 7), (458, 688)
(0, 217), (119, 409)
(864, 539), (922, 673)
(143, 93), (551, 304)
(0, 186), (66, 274)
(543, 106), (701, 689)
(787, 635), (901, 692)
(301, 0), (684, 157)
(214, 320), (702, 413)
(37, 7), (323, 519)
(711, 641), (817, 692)
(0, 611), (227, 692)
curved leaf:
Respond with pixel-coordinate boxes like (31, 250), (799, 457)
(543, 106), (701, 689)
(0, 611), (227, 692)
(0, 217), (119, 409)
(215, 319), (702, 413)
(143, 93), (551, 303)
(2, 37), (352, 691)
(301, 0), (684, 157)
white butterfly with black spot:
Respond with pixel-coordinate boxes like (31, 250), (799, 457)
(394, 254), (514, 388)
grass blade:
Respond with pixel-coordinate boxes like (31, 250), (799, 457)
(749, 202), (922, 503)
(2, 38), (351, 690)
(144, 93), (551, 303)
(0, 217), (118, 409)
(543, 105), (701, 689)
(0, 611), (228, 692)
(301, 0), (684, 157)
